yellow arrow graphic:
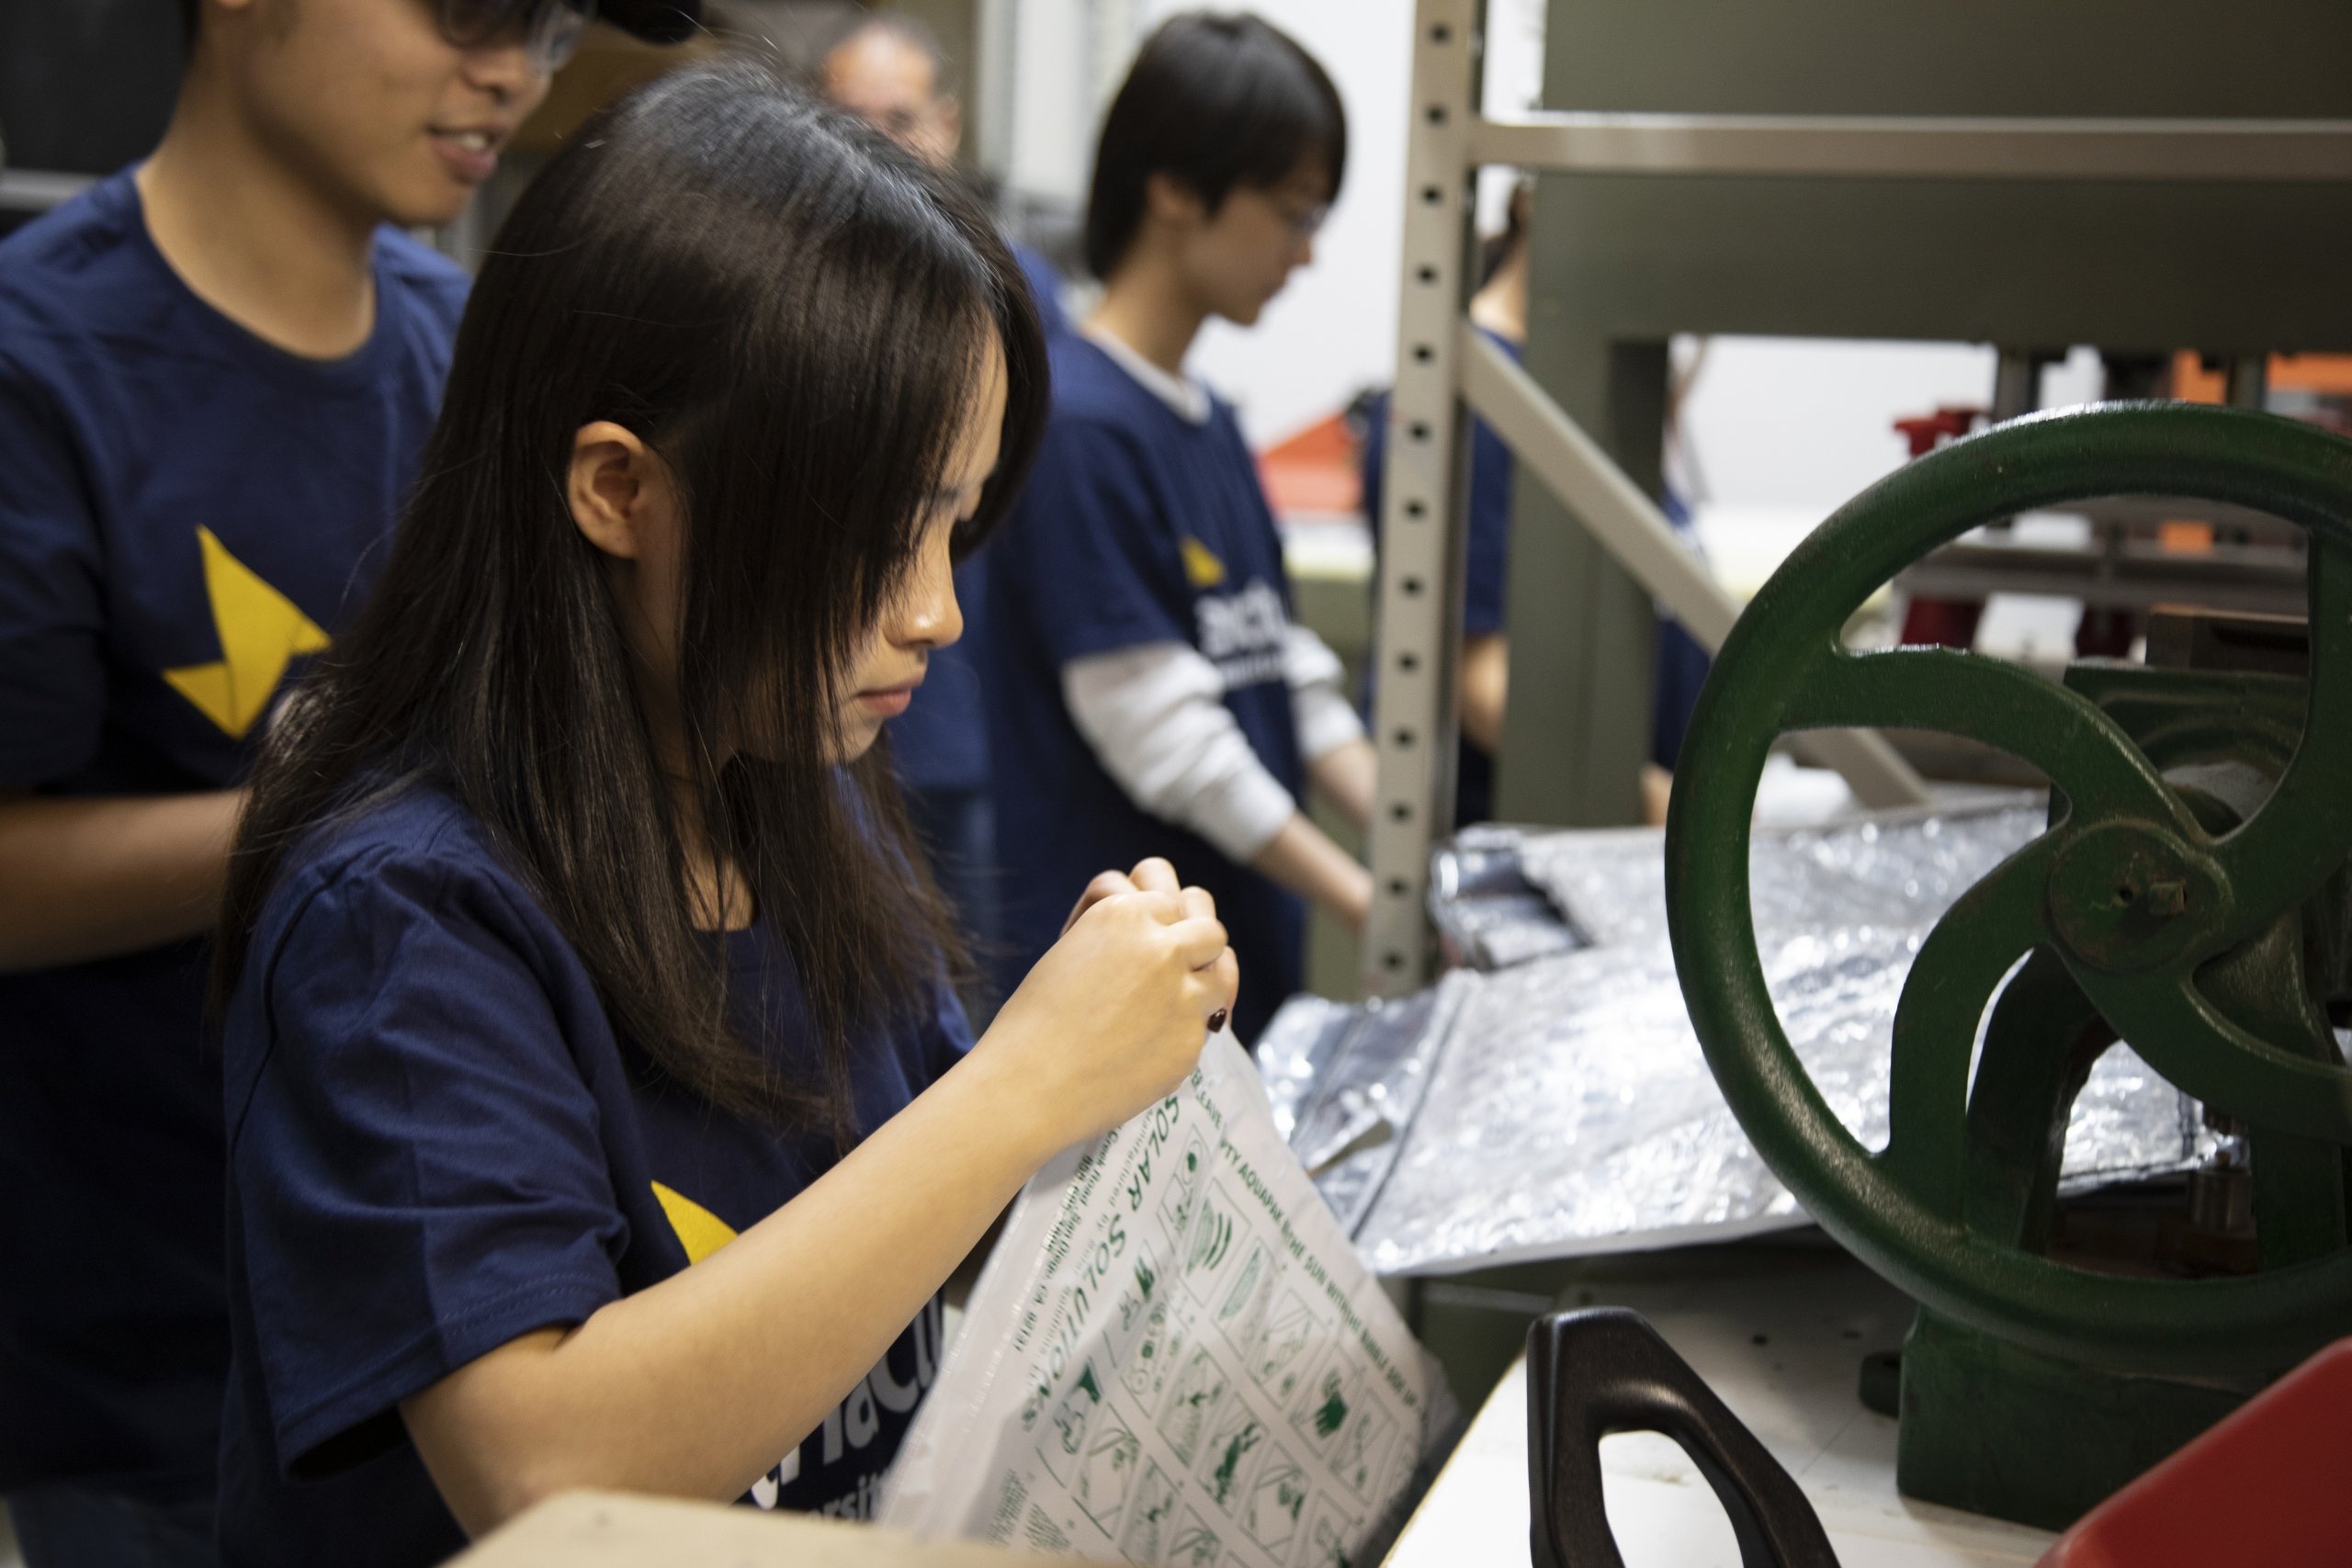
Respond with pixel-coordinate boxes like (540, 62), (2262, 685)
(161, 526), (329, 738)
(651, 1180), (740, 1265)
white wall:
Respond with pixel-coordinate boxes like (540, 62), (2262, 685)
(1679, 340), (2109, 596)
(1679, 338), (1996, 511)
(989, 0), (1096, 205)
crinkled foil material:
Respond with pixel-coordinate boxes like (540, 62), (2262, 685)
(1258, 976), (1473, 1235)
(1258, 993), (1354, 1139)
(1275, 796), (2201, 1275)
(1517, 799), (2055, 953)
(1351, 942), (2193, 1276)
(1427, 828), (1583, 971)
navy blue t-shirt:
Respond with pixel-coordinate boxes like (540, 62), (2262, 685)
(985, 334), (1304, 1044)
(1360, 329), (1715, 822)
(218, 787), (968, 1567)
(0, 168), (466, 1497)
(1012, 240), (1069, 341)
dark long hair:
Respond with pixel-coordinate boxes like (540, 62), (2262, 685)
(215, 61), (1047, 1134)
(1084, 11), (1347, 281)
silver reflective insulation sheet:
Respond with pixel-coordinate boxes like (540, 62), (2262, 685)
(1257, 975), (1473, 1235)
(1517, 799), (2054, 953)
(1274, 797), (2202, 1276)
(1426, 828), (1583, 971)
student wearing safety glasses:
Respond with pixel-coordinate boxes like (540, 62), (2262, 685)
(0, 3), (694, 1563)
(985, 13), (1376, 1047)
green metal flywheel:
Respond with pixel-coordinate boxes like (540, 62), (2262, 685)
(1664, 401), (2352, 1380)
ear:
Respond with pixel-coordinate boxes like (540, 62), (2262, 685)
(1144, 170), (1208, 231)
(566, 421), (667, 562)
(939, 94), (964, 145)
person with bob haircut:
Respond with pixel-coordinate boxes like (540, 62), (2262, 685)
(210, 61), (1237, 1567)
(985, 12), (1375, 1046)
(0, 2), (684, 1562)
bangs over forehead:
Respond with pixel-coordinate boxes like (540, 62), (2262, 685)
(1085, 11), (1347, 279)
(462, 61), (1046, 717)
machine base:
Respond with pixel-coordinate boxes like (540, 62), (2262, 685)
(1894, 1309), (2262, 1532)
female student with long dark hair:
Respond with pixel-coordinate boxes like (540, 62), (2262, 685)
(209, 62), (1235, 1567)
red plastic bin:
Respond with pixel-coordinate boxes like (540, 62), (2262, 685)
(2037, 1337), (2352, 1567)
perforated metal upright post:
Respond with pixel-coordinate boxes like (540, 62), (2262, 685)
(1362, 0), (1483, 998)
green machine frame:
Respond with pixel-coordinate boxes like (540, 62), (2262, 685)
(1666, 402), (2352, 1529)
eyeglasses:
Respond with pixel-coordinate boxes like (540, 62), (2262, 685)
(1270, 195), (1331, 240)
(436, 0), (594, 73)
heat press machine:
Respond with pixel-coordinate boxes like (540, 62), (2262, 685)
(1525, 402), (2352, 1562)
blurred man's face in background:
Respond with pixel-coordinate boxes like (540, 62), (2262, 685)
(820, 23), (959, 169)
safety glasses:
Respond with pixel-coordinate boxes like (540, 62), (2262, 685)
(1272, 197), (1331, 241)
(435, 0), (595, 74)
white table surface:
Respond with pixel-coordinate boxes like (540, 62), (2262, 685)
(1384, 1241), (2059, 1567)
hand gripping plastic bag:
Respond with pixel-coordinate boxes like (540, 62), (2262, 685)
(880, 1033), (1457, 1566)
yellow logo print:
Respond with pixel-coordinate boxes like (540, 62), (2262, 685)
(161, 527), (329, 739)
(1181, 536), (1227, 589)
(652, 1180), (739, 1265)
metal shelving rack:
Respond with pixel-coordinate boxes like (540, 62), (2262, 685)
(1361, 0), (2352, 996)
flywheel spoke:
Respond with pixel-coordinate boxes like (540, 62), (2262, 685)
(2066, 963), (2352, 1146)
(1784, 647), (2196, 836)
(1879, 833), (2063, 1214)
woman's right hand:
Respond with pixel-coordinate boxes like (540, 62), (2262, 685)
(984, 857), (1238, 1153)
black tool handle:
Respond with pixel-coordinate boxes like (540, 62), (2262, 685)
(1526, 1307), (1840, 1568)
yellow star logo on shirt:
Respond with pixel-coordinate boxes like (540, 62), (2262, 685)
(1181, 536), (1227, 589)
(652, 1180), (740, 1265)
(161, 526), (330, 739)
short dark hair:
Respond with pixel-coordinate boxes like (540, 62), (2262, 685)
(1084, 11), (1345, 281)
(219, 61), (1047, 1135)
